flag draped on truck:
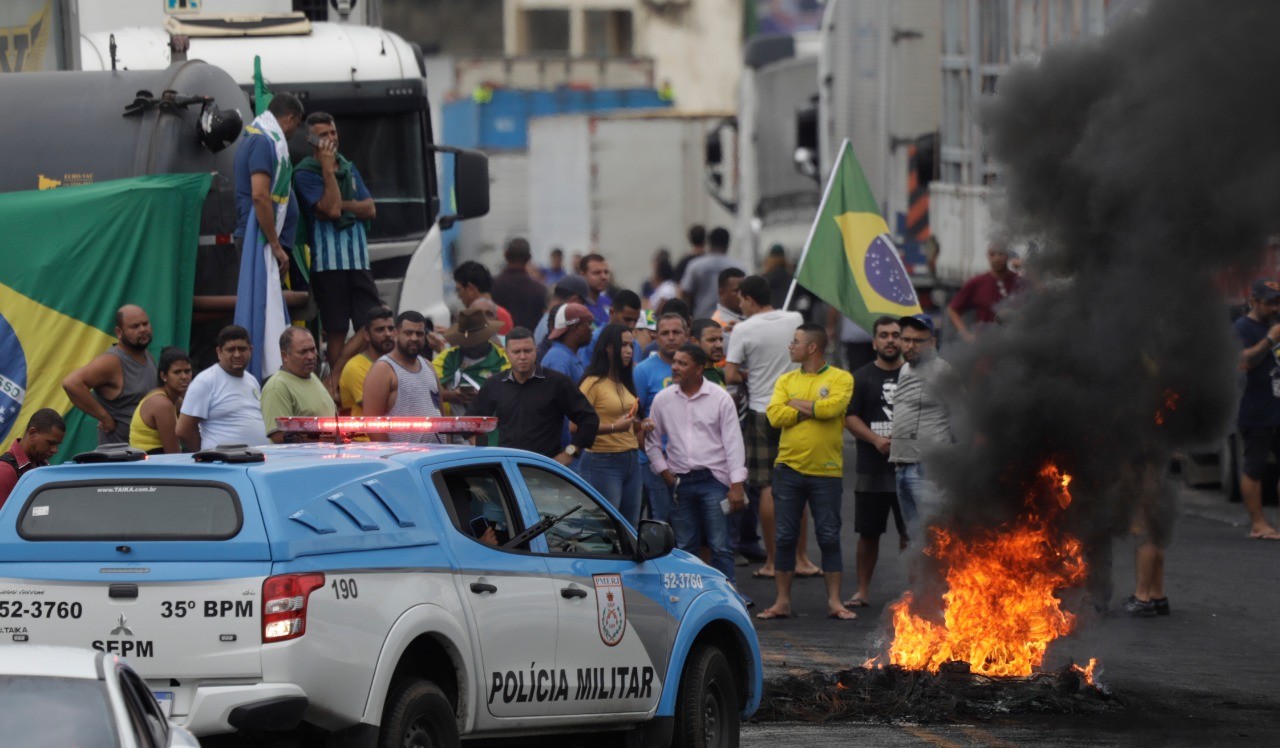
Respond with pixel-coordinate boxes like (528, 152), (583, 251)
(0, 173), (211, 462)
(788, 139), (923, 332)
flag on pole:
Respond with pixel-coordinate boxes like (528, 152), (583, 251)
(791, 139), (922, 331)
(253, 55), (273, 115)
(0, 173), (210, 462)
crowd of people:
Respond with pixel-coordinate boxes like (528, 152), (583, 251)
(3, 90), (1271, 626)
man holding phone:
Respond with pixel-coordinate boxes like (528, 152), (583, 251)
(293, 111), (379, 394)
(433, 308), (511, 441)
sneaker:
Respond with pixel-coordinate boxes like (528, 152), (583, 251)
(1124, 596), (1156, 618)
(734, 553), (750, 567)
(1152, 597), (1170, 616)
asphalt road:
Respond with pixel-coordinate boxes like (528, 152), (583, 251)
(737, 459), (1280, 747)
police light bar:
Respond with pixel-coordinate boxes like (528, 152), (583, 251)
(275, 416), (497, 435)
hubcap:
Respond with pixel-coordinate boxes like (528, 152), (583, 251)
(702, 680), (723, 746)
(403, 715), (435, 748)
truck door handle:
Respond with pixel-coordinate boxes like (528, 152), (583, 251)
(560, 586), (588, 599)
(469, 582), (497, 595)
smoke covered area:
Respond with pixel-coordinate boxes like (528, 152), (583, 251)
(928, 1), (1280, 545)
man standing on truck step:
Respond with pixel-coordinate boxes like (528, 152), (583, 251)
(234, 93), (304, 281)
(292, 112), (380, 392)
(62, 304), (157, 445)
(681, 227), (744, 319)
(339, 307), (396, 418)
(362, 311), (446, 444)
(454, 261), (514, 335)
(0, 408), (65, 508)
(470, 328), (599, 464)
(491, 237), (548, 331)
(177, 326), (270, 450)
(261, 328), (336, 442)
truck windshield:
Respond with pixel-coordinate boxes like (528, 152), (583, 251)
(337, 111), (431, 242)
(19, 482), (242, 540)
(0, 676), (119, 748)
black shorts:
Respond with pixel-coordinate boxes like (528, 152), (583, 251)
(313, 269), (381, 336)
(1240, 426), (1280, 480)
(854, 491), (901, 536)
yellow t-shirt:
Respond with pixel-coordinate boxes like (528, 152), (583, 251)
(339, 354), (374, 417)
(767, 364), (854, 477)
(128, 390), (172, 453)
(580, 375), (639, 453)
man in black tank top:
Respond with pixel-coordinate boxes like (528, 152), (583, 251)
(62, 304), (158, 445)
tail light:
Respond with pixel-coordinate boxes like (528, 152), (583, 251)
(262, 573), (325, 643)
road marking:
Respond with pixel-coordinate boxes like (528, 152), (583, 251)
(902, 725), (966, 748)
(957, 725), (1019, 747)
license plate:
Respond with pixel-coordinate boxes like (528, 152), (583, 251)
(153, 691), (173, 718)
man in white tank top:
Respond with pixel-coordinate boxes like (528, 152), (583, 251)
(362, 310), (444, 444)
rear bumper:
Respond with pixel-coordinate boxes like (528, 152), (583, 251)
(179, 682), (308, 735)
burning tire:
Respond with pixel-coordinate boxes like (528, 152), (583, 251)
(379, 678), (459, 748)
(674, 645), (739, 748)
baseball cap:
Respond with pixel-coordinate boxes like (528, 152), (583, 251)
(1251, 279), (1280, 303)
(548, 303), (594, 340)
(554, 274), (590, 301)
(898, 313), (935, 335)
(635, 309), (657, 331)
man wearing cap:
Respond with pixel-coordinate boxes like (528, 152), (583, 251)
(1233, 279), (1280, 540)
(536, 275), (590, 348)
(542, 303), (594, 383)
(946, 241), (1024, 343)
(889, 314), (953, 533)
(433, 308), (510, 426)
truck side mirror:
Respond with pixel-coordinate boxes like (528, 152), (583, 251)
(636, 520), (675, 560)
(429, 146), (490, 229)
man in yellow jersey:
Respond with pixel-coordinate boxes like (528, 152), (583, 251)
(757, 323), (855, 621)
(339, 307), (396, 417)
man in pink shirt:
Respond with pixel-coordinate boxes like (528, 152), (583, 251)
(645, 344), (747, 588)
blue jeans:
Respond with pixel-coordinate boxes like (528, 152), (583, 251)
(772, 464), (843, 573)
(642, 462), (673, 523)
(581, 450), (643, 527)
(895, 462), (942, 529)
(671, 469), (734, 583)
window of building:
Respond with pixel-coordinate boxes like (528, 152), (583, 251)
(585, 9), (634, 57)
(522, 9), (571, 55)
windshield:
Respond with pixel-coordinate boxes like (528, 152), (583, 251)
(336, 111), (431, 242)
(20, 481), (242, 540)
(0, 676), (119, 748)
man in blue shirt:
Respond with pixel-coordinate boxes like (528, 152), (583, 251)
(293, 112), (380, 384)
(542, 303), (594, 463)
(233, 93), (305, 278)
(579, 290), (643, 367)
(580, 253), (613, 326)
(634, 312), (689, 521)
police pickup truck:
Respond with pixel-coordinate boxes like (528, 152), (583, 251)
(0, 433), (760, 748)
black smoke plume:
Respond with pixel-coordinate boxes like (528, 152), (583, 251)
(929, 1), (1280, 547)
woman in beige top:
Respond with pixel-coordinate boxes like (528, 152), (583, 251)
(578, 323), (646, 525)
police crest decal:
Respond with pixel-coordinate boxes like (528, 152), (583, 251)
(593, 574), (627, 647)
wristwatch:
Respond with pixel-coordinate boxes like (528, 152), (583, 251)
(564, 445), (579, 457)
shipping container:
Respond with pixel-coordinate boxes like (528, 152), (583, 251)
(529, 111), (737, 293)
(452, 55), (657, 95)
(442, 88), (670, 151)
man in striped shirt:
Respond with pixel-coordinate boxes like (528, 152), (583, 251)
(294, 112), (380, 384)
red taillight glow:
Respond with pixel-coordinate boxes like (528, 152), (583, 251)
(262, 573), (325, 643)
(274, 416), (497, 435)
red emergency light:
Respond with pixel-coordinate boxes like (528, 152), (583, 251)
(275, 416), (498, 437)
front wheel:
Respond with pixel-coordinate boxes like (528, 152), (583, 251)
(673, 645), (739, 748)
(378, 677), (459, 748)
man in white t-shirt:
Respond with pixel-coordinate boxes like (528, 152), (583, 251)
(725, 275), (820, 579)
(177, 325), (270, 450)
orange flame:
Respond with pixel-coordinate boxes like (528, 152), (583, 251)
(886, 465), (1089, 677)
(1071, 658), (1098, 686)
(1154, 389), (1180, 426)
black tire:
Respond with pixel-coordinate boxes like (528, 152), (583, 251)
(378, 678), (459, 748)
(673, 645), (739, 748)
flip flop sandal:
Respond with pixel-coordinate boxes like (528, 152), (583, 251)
(843, 597), (870, 608)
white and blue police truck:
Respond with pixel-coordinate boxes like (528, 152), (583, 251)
(0, 424), (761, 747)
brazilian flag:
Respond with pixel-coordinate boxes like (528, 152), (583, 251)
(794, 140), (922, 332)
(0, 173), (212, 462)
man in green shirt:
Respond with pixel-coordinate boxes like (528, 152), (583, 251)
(262, 328), (336, 442)
(692, 318), (727, 387)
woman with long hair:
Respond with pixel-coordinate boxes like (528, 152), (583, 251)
(129, 347), (193, 454)
(578, 323), (646, 525)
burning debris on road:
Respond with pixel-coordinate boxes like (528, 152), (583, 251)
(755, 661), (1118, 724)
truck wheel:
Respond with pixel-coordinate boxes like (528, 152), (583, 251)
(673, 645), (739, 748)
(378, 678), (458, 748)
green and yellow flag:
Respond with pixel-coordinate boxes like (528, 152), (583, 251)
(792, 139), (922, 331)
(0, 173), (212, 461)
